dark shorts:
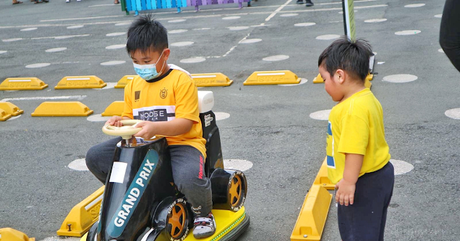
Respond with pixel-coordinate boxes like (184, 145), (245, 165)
(337, 162), (394, 241)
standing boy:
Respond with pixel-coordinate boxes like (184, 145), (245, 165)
(318, 37), (394, 241)
(86, 15), (215, 239)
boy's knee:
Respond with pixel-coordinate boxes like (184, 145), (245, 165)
(85, 146), (98, 170)
(176, 175), (210, 194)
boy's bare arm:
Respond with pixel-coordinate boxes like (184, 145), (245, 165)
(336, 153), (364, 206)
(134, 118), (193, 139)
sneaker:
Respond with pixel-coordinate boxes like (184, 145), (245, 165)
(296, 0), (303, 4)
(65, 0), (70, 2)
(193, 213), (216, 239)
(305, 0), (313, 6)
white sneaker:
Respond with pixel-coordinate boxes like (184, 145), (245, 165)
(193, 213), (216, 239)
(65, 0), (70, 3)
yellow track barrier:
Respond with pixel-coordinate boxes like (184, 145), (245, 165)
(312, 74), (324, 84)
(57, 186), (104, 237)
(313, 158), (335, 190)
(0, 228), (35, 241)
(114, 75), (136, 89)
(31, 102), (93, 117)
(0, 108), (12, 121)
(0, 77), (48, 90)
(365, 74), (373, 89)
(243, 70), (300, 85)
(0, 102), (24, 116)
(290, 184), (332, 241)
(192, 73), (233, 87)
(101, 101), (124, 116)
(55, 76), (107, 89)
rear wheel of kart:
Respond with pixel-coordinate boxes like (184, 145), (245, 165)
(167, 199), (189, 241)
(228, 172), (246, 211)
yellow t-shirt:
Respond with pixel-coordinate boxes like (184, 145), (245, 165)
(121, 69), (206, 157)
(326, 88), (390, 184)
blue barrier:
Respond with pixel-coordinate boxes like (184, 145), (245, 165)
(122, 0), (248, 15)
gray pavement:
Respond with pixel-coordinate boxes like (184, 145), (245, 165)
(1, 0), (459, 240)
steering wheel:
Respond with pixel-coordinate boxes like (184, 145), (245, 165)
(102, 119), (143, 140)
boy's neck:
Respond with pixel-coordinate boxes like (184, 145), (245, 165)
(340, 80), (366, 103)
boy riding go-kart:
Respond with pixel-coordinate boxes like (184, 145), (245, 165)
(81, 14), (249, 241)
(82, 91), (249, 241)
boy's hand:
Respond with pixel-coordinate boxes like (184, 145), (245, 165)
(133, 121), (155, 139)
(106, 116), (124, 127)
(335, 179), (356, 206)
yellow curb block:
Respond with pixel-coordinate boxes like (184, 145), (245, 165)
(244, 70), (300, 85)
(0, 77), (48, 90)
(192, 73), (233, 87)
(0, 228), (35, 241)
(31, 102), (93, 117)
(57, 186), (104, 237)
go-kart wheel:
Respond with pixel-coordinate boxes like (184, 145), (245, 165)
(228, 171), (247, 211)
(166, 198), (190, 241)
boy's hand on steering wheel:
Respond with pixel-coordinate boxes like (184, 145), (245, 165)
(106, 116), (124, 127)
(134, 121), (155, 139)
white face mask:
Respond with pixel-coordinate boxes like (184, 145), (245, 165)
(133, 50), (165, 81)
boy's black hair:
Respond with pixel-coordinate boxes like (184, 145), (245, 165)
(318, 36), (372, 81)
(126, 14), (168, 54)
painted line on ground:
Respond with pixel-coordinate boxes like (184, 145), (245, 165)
(1, 95), (87, 102)
(265, 0), (293, 22)
(32, 34), (90, 40)
(40, 15), (122, 22)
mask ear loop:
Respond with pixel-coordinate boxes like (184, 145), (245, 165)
(155, 50), (166, 77)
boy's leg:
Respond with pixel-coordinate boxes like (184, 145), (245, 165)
(337, 162), (394, 241)
(169, 145), (214, 237)
(85, 137), (122, 183)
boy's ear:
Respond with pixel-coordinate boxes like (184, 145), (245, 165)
(336, 69), (346, 84)
(163, 48), (171, 60)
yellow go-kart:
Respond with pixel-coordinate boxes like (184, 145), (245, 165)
(77, 91), (249, 241)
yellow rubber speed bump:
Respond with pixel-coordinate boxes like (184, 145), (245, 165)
(55, 76), (107, 89)
(365, 74), (373, 89)
(31, 102), (93, 117)
(243, 70), (300, 85)
(313, 157), (335, 190)
(101, 101), (124, 116)
(366, 73), (374, 81)
(312, 73), (324, 84)
(192, 73), (233, 87)
(290, 184), (332, 241)
(0, 228), (35, 241)
(57, 186), (104, 237)
(0, 102), (24, 116)
(0, 108), (12, 121)
(0, 77), (48, 90)
(114, 75), (137, 89)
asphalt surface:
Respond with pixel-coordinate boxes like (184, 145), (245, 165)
(1, 0), (460, 240)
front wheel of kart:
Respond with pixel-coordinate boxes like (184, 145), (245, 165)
(86, 222), (98, 241)
(228, 171), (247, 211)
(166, 198), (190, 241)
